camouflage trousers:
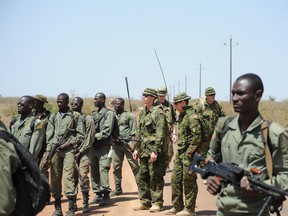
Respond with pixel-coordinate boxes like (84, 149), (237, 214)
(138, 156), (166, 207)
(112, 142), (139, 186)
(171, 152), (198, 211)
(50, 147), (76, 199)
(75, 152), (90, 193)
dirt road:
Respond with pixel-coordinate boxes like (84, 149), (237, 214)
(39, 156), (288, 216)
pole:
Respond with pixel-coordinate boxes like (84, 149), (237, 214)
(125, 77), (132, 112)
(230, 35), (232, 103)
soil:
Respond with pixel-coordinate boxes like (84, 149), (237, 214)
(39, 149), (288, 216)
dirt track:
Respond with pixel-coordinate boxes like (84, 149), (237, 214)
(39, 148), (288, 216)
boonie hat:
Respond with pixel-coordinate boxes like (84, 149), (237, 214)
(157, 86), (167, 96)
(173, 92), (191, 104)
(142, 88), (157, 98)
(34, 94), (48, 103)
(205, 87), (216, 96)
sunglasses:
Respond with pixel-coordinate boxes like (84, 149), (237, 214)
(70, 103), (79, 106)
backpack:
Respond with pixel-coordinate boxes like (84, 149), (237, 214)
(0, 130), (51, 216)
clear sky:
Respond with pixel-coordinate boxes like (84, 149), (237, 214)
(1, 0), (287, 101)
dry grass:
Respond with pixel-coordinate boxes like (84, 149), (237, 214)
(1, 97), (287, 128)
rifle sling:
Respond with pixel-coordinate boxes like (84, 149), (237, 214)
(261, 120), (273, 181)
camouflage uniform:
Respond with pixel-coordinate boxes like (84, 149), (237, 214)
(112, 111), (139, 192)
(170, 93), (202, 213)
(46, 110), (85, 199)
(90, 107), (114, 195)
(195, 87), (225, 155)
(207, 115), (288, 216)
(136, 95), (167, 208)
(0, 120), (20, 215)
(10, 113), (45, 161)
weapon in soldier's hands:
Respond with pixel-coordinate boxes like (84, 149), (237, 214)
(40, 119), (75, 173)
(190, 152), (288, 216)
(115, 137), (134, 153)
(125, 77), (132, 112)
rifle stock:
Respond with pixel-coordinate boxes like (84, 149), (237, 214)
(191, 152), (288, 216)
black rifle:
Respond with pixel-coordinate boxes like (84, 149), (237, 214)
(116, 137), (134, 153)
(190, 152), (288, 216)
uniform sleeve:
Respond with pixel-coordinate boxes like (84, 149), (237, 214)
(0, 138), (19, 215)
(154, 110), (166, 154)
(45, 113), (56, 152)
(29, 119), (45, 159)
(95, 110), (114, 141)
(186, 115), (202, 157)
(68, 113), (85, 147)
(79, 116), (95, 153)
(129, 113), (137, 136)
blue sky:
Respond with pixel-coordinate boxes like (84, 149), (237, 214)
(1, 0), (287, 101)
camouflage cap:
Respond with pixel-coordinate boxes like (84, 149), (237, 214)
(205, 87), (216, 96)
(157, 86), (167, 96)
(34, 94), (48, 103)
(173, 92), (191, 103)
(142, 88), (157, 98)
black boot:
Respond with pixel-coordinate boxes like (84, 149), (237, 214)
(66, 197), (76, 216)
(89, 192), (102, 204)
(99, 192), (110, 206)
(110, 184), (123, 196)
(82, 192), (90, 213)
(52, 198), (63, 216)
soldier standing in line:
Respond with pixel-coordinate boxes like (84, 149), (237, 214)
(71, 97), (95, 213)
(165, 93), (202, 216)
(33, 94), (51, 165)
(45, 93), (85, 216)
(155, 86), (177, 172)
(89, 92), (114, 206)
(110, 97), (139, 196)
(9, 95), (45, 161)
(132, 88), (167, 213)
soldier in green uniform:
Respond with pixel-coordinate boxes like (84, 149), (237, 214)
(10, 95), (45, 161)
(89, 92), (114, 206)
(195, 87), (225, 157)
(155, 86), (177, 172)
(132, 88), (167, 213)
(165, 93), (201, 216)
(46, 93), (85, 216)
(206, 73), (288, 216)
(71, 97), (95, 213)
(110, 97), (139, 196)
(0, 120), (20, 215)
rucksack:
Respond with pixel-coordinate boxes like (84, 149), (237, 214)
(0, 130), (51, 216)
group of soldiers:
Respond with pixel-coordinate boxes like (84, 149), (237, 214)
(4, 84), (224, 216)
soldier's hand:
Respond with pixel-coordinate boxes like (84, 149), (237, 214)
(206, 176), (222, 195)
(172, 134), (178, 144)
(132, 150), (138, 160)
(150, 152), (157, 162)
(240, 176), (257, 196)
(60, 141), (71, 150)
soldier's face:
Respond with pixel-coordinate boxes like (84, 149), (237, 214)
(113, 99), (123, 113)
(158, 95), (166, 103)
(71, 100), (82, 113)
(57, 96), (69, 112)
(94, 94), (104, 108)
(206, 95), (215, 104)
(143, 94), (154, 106)
(17, 97), (32, 115)
(174, 101), (184, 112)
(232, 79), (259, 114)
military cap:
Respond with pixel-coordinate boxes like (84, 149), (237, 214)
(34, 94), (48, 103)
(157, 86), (167, 96)
(142, 88), (157, 98)
(173, 92), (191, 103)
(205, 87), (216, 96)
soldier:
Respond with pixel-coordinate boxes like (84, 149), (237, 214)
(110, 97), (139, 196)
(89, 92), (114, 206)
(0, 120), (21, 215)
(9, 95), (45, 161)
(155, 86), (177, 172)
(71, 97), (95, 213)
(165, 93), (201, 216)
(206, 73), (288, 216)
(132, 88), (167, 213)
(33, 94), (51, 165)
(46, 93), (85, 216)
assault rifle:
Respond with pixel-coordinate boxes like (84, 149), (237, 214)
(116, 137), (134, 153)
(190, 152), (288, 216)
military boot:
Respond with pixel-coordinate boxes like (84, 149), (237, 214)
(52, 198), (63, 216)
(110, 184), (123, 196)
(89, 192), (103, 204)
(82, 192), (90, 213)
(66, 197), (76, 216)
(99, 192), (111, 206)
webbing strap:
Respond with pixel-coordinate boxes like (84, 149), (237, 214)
(262, 120), (273, 181)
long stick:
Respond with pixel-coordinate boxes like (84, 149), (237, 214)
(125, 77), (132, 112)
(154, 49), (169, 100)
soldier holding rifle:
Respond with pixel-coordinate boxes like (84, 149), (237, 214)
(206, 73), (288, 216)
(45, 93), (85, 216)
(110, 97), (139, 196)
